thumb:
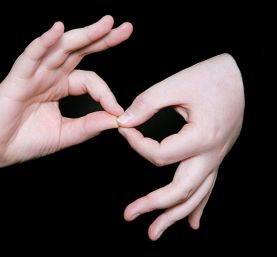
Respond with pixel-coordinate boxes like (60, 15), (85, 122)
(59, 111), (118, 149)
(117, 80), (181, 127)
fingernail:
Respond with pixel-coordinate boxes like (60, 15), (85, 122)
(117, 110), (134, 125)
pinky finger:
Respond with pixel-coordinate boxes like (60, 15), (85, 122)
(148, 172), (216, 240)
(187, 189), (212, 230)
(188, 171), (217, 229)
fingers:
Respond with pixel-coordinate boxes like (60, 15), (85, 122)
(59, 15), (114, 53)
(188, 170), (217, 229)
(79, 22), (133, 55)
(124, 158), (213, 221)
(124, 183), (177, 221)
(59, 111), (118, 149)
(118, 125), (203, 166)
(42, 15), (115, 68)
(10, 22), (64, 78)
(60, 68), (124, 149)
(117, 72), (189, 127)
(62, 22), (133, 72)
(148, 172), (216, 241)
(187, 190), (212, 230)
(27, 22), (65, 58)
(68, 70), (123, 116)
(10, 16), (133, 78)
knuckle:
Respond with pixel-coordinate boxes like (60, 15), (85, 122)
(36, 36), (45, 48)
(180, 188), (193, 201)
(171, 180), (193, 203)
(151, 150), (170, 167)
(133, 94), (151, 110)
(85, 70), (98, 82)
(88, 70), (97, 77)
(70, 52), (81, 62)
(152, 155), (166, 167)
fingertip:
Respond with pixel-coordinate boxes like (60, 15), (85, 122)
(101, 15), (114, 26)
(49, 22), (64, 41)
(188, 215), (200, 230)
(121, 22), (133, 33)
(123, 207), (132, 221)
(117, 127), (125, 135)
(41, 21), (64, 48)
(191, 222), (200, 230)
(148, 225), (161, 241)
(100, 97), (124, 117)
(124, 206), (135, 221)
(86, 111), (119, 131)
(53, 21), (64, 33)
(102, 14), (113, 21)
(149, 234), (158, 241)
(124, 201), (142, 221)
(114, 103), (125, 116)
(117, 22), (133, 40)
(106, 107), (124, 119)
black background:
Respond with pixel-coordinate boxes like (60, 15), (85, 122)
(0, 1), (271, 254)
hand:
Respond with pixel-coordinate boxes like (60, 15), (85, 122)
(118, 54), (245, 240)
(0, 15), (133, 167)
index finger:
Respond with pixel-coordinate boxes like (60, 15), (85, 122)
(118, 124), (203, 166)
(42, 15), (115, 68)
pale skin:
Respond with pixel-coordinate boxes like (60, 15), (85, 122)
(117, 54), (245, 240)
(0, 15), (133, 167)
(0, 17), (244, 241)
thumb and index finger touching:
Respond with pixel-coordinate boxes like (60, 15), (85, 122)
(117, 81), (201, 166)
(59, 69), (124, 149)
(52, 16), (133, 148)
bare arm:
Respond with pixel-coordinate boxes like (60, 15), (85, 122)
(0, 16), (133, 167)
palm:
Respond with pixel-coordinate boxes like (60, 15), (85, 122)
(0, 16), (133, 167)
(4, 101), (63, 161)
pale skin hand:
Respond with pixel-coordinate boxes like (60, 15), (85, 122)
(0, 15), (133, 167)
(118, 54), (245, 240)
